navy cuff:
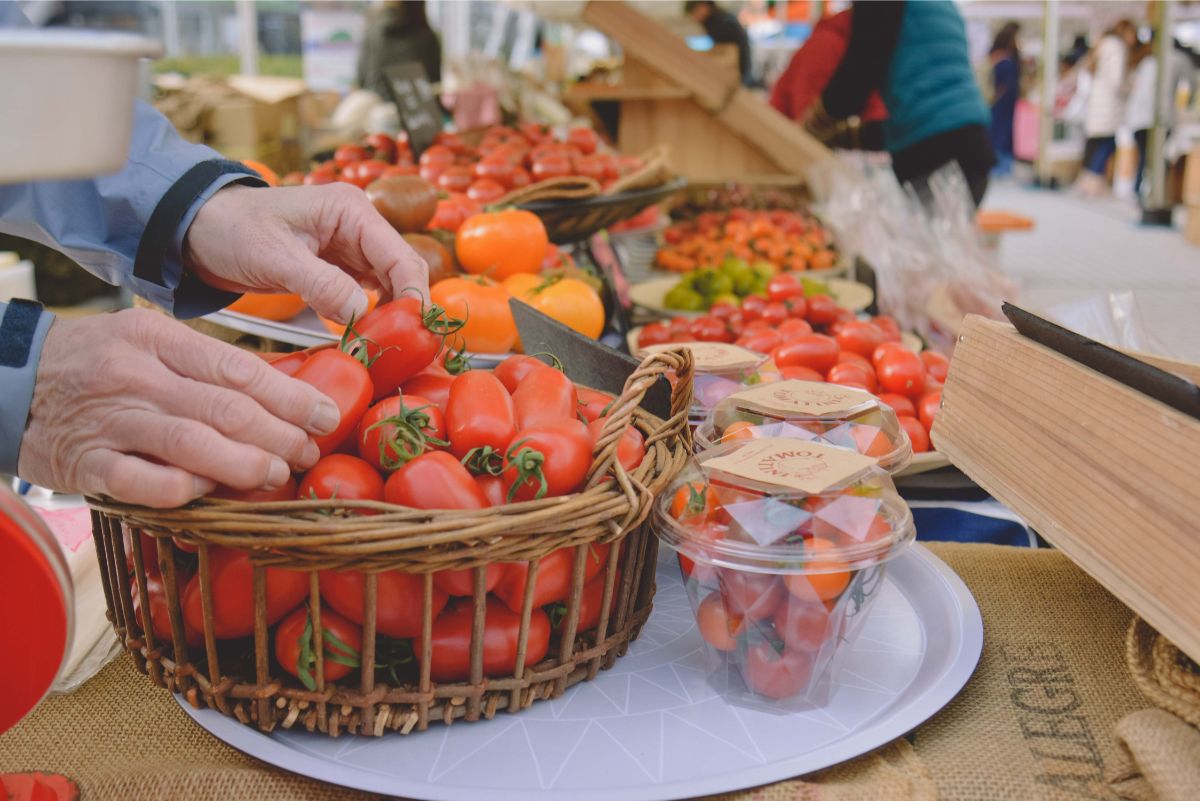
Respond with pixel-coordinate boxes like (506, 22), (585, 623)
(0, 300), (54, 475)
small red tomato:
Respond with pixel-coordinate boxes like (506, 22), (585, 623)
(446, 370), (517, 459)
(709, 300), (738, 321)
(509, 167), (531, 189)
(637, 321), (671, 348)
(385, 450), (490, 509)
(293, 349), (374, 456)
(743, 642), (813, 699)
(871, 342), (908, 370)
(357, 394), (447, 472)
(419, 144), (455, 168)
(494, 354), (552, 394)
(362, 132), (398, 164)
(467, 178), (506, 204)
(566, 127), (600, 155)
(876, 349), (926, 397)
(334, 143), (368, 169)
(571, 154), (607, 182)
(437, 165), (474, 194)
(736, 329), (782, 354)
(689, 315), (732, 343)
(877, 392), (917, 418)
(503, 419), (593, 502)
(696, 591), (743, 651)
(513, 366), (578, 429)
(762, 302), (790, 326)
(805, 294), (838, 326)
(777, 318), (813, 342)
(417, 597), (550, 682)
(531, 155), (572, 181)
(772, 335), (840, 374)
(918, 390), (942, 432)
(826, 362), (874, 392)
(320, 569), (446, 639)
(304, 162), (338, 186)
(872, 315), (902, 342)
(837, 351), (874, 372)
(576, 387), (615, 423)
(299, 454), (384, 511)
(766, 273), (803, 303)
(773, 598), (831, 651)
(432, 564), (509, 597)
(834, 321), (886, 358)
(275, 606), (362, 686)
(718, 569), (786, 621)
(475, 474), (507, 507)
(898, 415), (931, 452)
(787, 295), (808, 318)
(778, 365), (825, 382)
(741, 295), (766, 321)
(921, 351), (951, 382)
(588, 416), (645, 473)
(402, 367), (455, 415)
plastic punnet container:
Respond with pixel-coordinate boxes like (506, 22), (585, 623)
(694, 379), (913, 473)
(653, 437), (914, 709)
(642, 342), (769, 429)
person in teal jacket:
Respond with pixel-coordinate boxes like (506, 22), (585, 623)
(805, 0), (996, 207)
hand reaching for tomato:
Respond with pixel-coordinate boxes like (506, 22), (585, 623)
(184, 183), (430, 323)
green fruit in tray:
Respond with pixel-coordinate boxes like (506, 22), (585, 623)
(693, 269), (734, 298)
(664, 285), (706, 311)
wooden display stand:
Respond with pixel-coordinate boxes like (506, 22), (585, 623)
(568, 1), (828, 186)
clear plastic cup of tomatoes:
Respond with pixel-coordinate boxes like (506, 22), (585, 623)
(642, 343), (770, 431)
(693, 379), (913, 473)
(653, 437), (914, 710)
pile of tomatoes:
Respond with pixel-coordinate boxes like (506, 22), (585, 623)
(655, 209), (837, 274)
(126, 297), (645, 689)
(637, 274), (946, 452)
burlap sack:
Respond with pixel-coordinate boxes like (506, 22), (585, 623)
(0, 544), (1153, 801)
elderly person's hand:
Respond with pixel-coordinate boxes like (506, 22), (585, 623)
(18, 308), (340, 508)
(185, 183), (429, 322)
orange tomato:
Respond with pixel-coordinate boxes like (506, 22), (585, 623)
(241, 159), (279, 186)
(502, 273), (604, 340)
(430, 276), (518, 354)
(318, 289), (380, 336)
(783, 538), (850, 602)
(670, 480), (718, 522)
(720, 421), (757, 442)
(898, 415), (931, 453)
(226, 292), (306, 321)
(456, 209), (548, 280)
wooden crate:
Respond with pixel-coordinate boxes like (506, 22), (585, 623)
(932, 315), (1200, 662)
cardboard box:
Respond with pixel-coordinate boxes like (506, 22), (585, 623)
(933, 315), (1200, 662)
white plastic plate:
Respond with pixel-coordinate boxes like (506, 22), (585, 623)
(178, 544), (981, 801)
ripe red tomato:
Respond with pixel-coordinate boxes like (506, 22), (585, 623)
(834, 321), (886, 358)
(743, 642), (813, 699)
(355, 297), (449, 401)
(298, 454), (384, 508)
(778, 365), (825, 382)
(571, 154), (607, 182)
(637, 322), (671, 348)
(349, 159), (390, 189)
(718, 570), (786, 621)
(736, 329), (782, 354)
(446, 371), (517, 459)
(357, 394), (446, 472)
(772, 335), (840, 373)
(402, 367), (455, 415)
(262, 350), (309, 377)
(132, 572), (202, 646)
(513, 366), (578, 429)
(773, 599), (831, 651)
(362, 132), (397, 164)
(920, 351), (951, 382)
(433, 131), (466, 153)
(918, 390), (942, 432)
(871, 342), (908, 370)
(872, 315), (902, 342)
(709, 300), (738, 320)
(826, 362), (874, 392)
(495, 543), (609, 613)
(385, 450), (490, 509)
(418, 598), (551, 682)
(293, 349), (374, 456)
(473, 155), (516, 186)
(877, 392), (916, 418)
(766, 273), (803, 304)
(837, 350), (873, 371)
(304, 162), (338, 186)
(509, 167), (531, 189)
(531, 155), (572, 182)
(805, 294), (838, 326)
(689, 315), (733, 343)
(503, 419), (593, 502)
(418, 144), (455, 168)
(334, 144), (368, 169)
(566, 127), (600, 155)
(181, 548), (308, 639)
(275, 606), (362, 687)
(210, 477), (298, 503)
(319, 568), (447, 638)
(466, 178), (506, 204)
(777, 318), (813, 341)
(475, 474), (507, 506)
(876, 349), (926, 397)
(382, 163), (418, 178)
(898, 415), (931, 452)
(576, 387), (615, 423)
(696, 591), (742, 651)
(419, 162), (448, 185)
(588, 417), (645, 473)
(762, 302), (790, 326)
(494, 354), (552, 394)
(551, 571), (615, 634)
(436, 165), (473, 194)
(741, 295), (766, 321)
(432, 564), (509, 597)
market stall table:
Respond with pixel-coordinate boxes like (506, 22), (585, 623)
(0, 542), (1156, 801)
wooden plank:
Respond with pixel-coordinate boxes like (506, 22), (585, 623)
(716, 88), (830, 176)
(564, 85), (691, 102)
(582, 0), (737, 113)
(933, 316), (1200, 662)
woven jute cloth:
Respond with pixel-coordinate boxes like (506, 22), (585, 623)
(0, 543), (1158, 801)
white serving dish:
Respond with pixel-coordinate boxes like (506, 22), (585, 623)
(0, 29), (161, 183)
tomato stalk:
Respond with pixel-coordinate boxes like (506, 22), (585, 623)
(295, 607), (361, 691)
(461, 445), (505, 476)
(441, 338), (471, 375)
(504, 439), (548, 503)
(365, 398), (448, 470)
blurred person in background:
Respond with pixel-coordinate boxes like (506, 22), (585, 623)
(988, 22), (1021, 177)
(769, 9), (888, 151)
(685, 0), (755, 87)
(356, 0), (442, 97)
(804, 0), (995, 207)
(1077, 19), (1137, 197)
(1125, 35), (1198, 197)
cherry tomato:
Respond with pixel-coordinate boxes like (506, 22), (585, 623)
(503, 419), (593, 502)
(709, 300), (738, 320)
(446, 370), (516, 459)
(877, 392), (916, 418)
(298, 454), (384, 509)
(304, 162), (338, 185)
(743, 642), (813, 699)
(871, 342), (908, 370)
(921, 351), (951, 382)
(772, 335), (839, 373)
(918, 390), (942, 432)
(293, 349), (374, 456)
(181, 548), (308, 639)
(465, 178), (505, 205)
(319, 569), (447, 638)
(550, 570), (615, 634)
(437, 165), (474, 194)
(576, 387), (614, 423)
(588, 417), (645, 473)
(473, 154), (516, 186)
(418, 144), (455, 168)
(736, 329), (782, 354)
(777, 318), (813, 342)
(834, 321), (885, 358)
(741, 295), (766, 321)
(773, 599), (831, 651)
(475, 474), (507, 506)
(262, 350), (309, 377)
(778, 365), (825, 382)
(766, 273), (803, 304)
(837, 350), (873, 371)
(566, 127), (600, 155)
(417, 598), (551, 682)
(571, 154), (607, 182)
(385, 450), (490, 509)
(210, 477), (297, 503)
(275, 606), (362, 686)
(493, 355), (546, 394)
(509, 166), (531, 189)
(872, 315), (902, 342)
(402, 367), (455, 415)
(344, 159), (389, 189)
(357, 394), (446, 472)
(805, 294), (838, 326)
(637, 322), (671, 348)
(696, 591), (743, 651)
(362, 132), (397, 164)
(670, 481), (719, 522)
(876, 349), (926, 397)
(495, 544), (609, 613)
(786, 295), (808, 319)
(762, 302), (790, 326)
(826, 362), (874, 392)
(531, 155), (572, 181)
(513, 366), (578, 428)
(355, 297), (451, 401)
(433, 564), (509, 597)
(689, 315), (733, 343)
(334, 143), (367, 169)
(782, 538), (850, 603)
(132, 572), (201, 646)
(899, 415), (931, 453)
(718, 569), (786, 621)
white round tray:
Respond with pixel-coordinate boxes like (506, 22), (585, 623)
(629, 276), (873, 319)
(178, 544), (981, 801)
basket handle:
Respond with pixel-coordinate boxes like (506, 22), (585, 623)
(601, 146), (671, 196)
(495, 176), (602, 207)
(584, 347), (694, 489)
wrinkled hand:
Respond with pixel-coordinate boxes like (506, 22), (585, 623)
(185, 183), (429, 323)
(18, 308), (340, 508)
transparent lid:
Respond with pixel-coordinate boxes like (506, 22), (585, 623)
(702, 380), (912, 472)
(642, 342), (770, 421)
(653, 437), (915, 575)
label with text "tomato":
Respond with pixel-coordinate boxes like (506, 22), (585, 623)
(729, 379), (875, 419)
(701, 437), (877, 495)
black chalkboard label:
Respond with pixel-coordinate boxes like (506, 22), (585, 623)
(383, 62), (441, 158)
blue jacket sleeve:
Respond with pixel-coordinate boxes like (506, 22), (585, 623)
(0, 301), (53, 474)
(0, 100), (268, 317)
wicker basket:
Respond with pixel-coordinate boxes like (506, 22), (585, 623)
(89, 350), (694, 737)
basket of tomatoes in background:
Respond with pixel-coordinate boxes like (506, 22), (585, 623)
(88, 297), (695, 738)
